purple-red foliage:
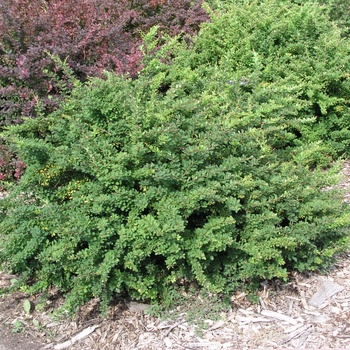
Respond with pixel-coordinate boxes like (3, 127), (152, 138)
(0, 0), (209, 125)
(0, 142), (26, 189)
(0, 0), (208, 184)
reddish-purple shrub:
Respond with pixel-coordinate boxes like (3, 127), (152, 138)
(0, 142), (26, 189)
(0, 0), (208, 184)
(0, 0), (209, 125)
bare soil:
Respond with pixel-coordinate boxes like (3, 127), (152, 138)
(1, 162), (350, 350)
(0, 320), (43, 350)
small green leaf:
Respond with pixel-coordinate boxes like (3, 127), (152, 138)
(23, 299), (34, 315)
(12, 320), (24, 333)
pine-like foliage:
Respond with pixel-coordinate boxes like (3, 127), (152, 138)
(1, 0), (350, 312)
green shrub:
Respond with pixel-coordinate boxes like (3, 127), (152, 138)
(201, 0), (350, 157)
(316, 0), (350, 36)
(1, 0), (350, 311)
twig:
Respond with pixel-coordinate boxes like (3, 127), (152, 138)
(53, 324), (100, 350)
(282, 324), (312, 344)
(261, 310), (299, 325)
(164, 320), (186, 337)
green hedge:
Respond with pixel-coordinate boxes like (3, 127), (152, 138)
(1, 0), (350, 311)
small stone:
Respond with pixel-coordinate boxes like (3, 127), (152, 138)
(127, 301), (151, 313)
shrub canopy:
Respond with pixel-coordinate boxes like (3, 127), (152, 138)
(1, 0), (350, 311)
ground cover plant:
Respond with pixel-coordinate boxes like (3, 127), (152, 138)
(1, 0), (350, 312)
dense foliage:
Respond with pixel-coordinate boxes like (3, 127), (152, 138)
(0, 0), (208, 125)
(0, 0), (208, 183)
(203, 0), (350, 157)
(0, 141), (26, 187)
(316, 0), (350, 36)
(1, 0), (350, 311)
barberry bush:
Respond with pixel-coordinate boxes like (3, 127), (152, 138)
(0, 0), (208, 185)
(1, 0), (350, 312)
(316, 0), (350, 36)
(201, 0), (350, 157)
(0, 0), (209, 125)
(0, 141), (26, 189)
